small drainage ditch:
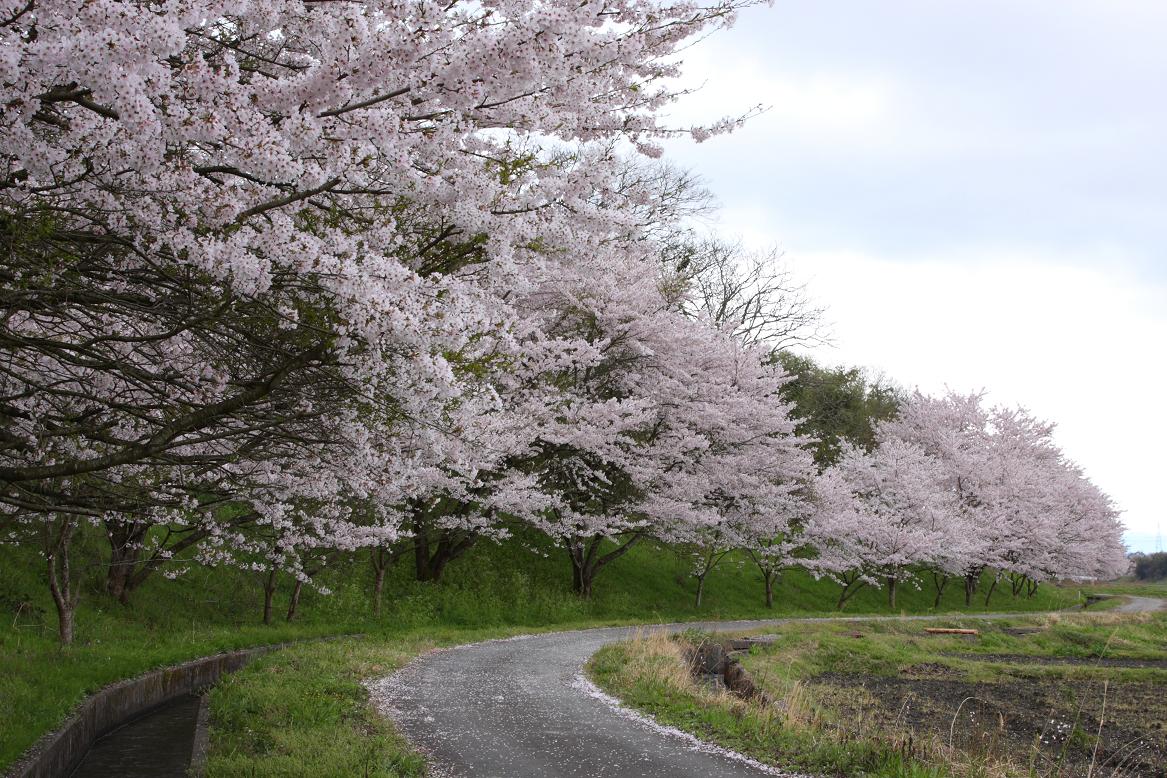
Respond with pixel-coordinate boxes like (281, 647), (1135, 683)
(8, 644), (286, 778)
(68, 694), (204, 778)
(685, 635), (777, 703)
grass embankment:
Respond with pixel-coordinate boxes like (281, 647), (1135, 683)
(0, 532), (1080, 774)
(205, 635), (435, 777)
(1083, 580), (1167, 599)
(589, 609), (1167, 777)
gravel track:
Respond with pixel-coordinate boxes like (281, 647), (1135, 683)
(1113, 595), (1167, 613)
(368, 600), (1166, 778)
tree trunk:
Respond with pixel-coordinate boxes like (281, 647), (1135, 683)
(692, 547), (728, 609)
(932, 573), (949, 609)
(747, 552), (779, 609)
(414, 519), (432, 581)
(370, 546), (398, 616)
(1009, 574), (1025, 597)
(413, 516), (476, 583)
(105, 520), (149, 604)
(983, 575), (999, 607)
(570, 551), (584, 595)
(286, 580), (304, 621)
(50, 580), (75, 645)
(567, 544), (595, 598)
(428, 535), (474, 582)
(567, 533), (641, 599)
(46, 517), (80, 645)
(55, 598), (75, 644)
(837, 574), (864, 610)
(964, 570), (981, 607)
(1026, 579), (1039, 598)
(567, 546), (594, 598)
(263, 568), (278, 625)
(372, 566), (386, 615)
(371, 552), (388, 616)
(577, 569), (593, 599)
(887, 576), (898, 610)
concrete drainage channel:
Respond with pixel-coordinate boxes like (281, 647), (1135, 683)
(68, 694), (207, 778)
(6, 643), (290, 778)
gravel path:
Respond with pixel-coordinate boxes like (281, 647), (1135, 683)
(368, 601), (1166, 778)
(369, 623), (790, 778)
(1113, 594), (1167, 613)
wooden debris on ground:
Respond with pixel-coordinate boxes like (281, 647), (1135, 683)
(924, 628), (979, 636)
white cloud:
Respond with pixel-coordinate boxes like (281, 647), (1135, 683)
(667, 46), (901, 145)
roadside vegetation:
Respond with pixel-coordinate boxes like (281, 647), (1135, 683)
(1081, 579), (1167, 599)
(588, 608), (1167, 777)
(204, 637), (433, 778)
(0, 533), (1083, 773)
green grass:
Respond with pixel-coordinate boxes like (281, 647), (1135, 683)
(204, 636), (432, 777)
(738, 611), (1167, 682)
(1079, 579), (1167, 598)
(0, 530), (1086, 773)
(0, 561), (345, 770)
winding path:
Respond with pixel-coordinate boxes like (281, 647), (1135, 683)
(367, 599), (1165, 778)
(1113, 595), (1166, 613)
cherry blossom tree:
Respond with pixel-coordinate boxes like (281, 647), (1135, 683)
(974, 405), (1127, 601)
(857, 391), (1128, 608)
(813, 439), (954, 609)
(651, 205), (825, 608)
(2, 0), (1128, 641)
(685, 529), (736, 609)
(677, 339), (817, 609)
(509, 242), (815, 597)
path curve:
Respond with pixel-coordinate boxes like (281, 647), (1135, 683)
(368, 602), (1165, 778)
(1113, 595), (1166, 613)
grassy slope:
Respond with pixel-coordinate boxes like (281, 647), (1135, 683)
(205, 635), (433, 778)
(1083, 579), (1167, 598)
(0, 531), (1078, 772)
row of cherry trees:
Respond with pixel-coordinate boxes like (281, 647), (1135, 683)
(0, 0), (809, 641)
(681, 386), (1128, 611)
(811, 392), (1129, 610)
(0, 0), (1126, 641)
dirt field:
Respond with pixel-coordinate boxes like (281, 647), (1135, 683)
(738, 609), (1167, 777)
(812, 666), (1167, 776)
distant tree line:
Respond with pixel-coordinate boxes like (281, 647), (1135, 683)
(1132, 552), (1167, 581)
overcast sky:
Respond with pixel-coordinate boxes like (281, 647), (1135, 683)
(662, 0), (1166, 552)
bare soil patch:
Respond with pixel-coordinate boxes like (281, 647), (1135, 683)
(811, 672), (1167, 776)
(949, 653), (1167, 669)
